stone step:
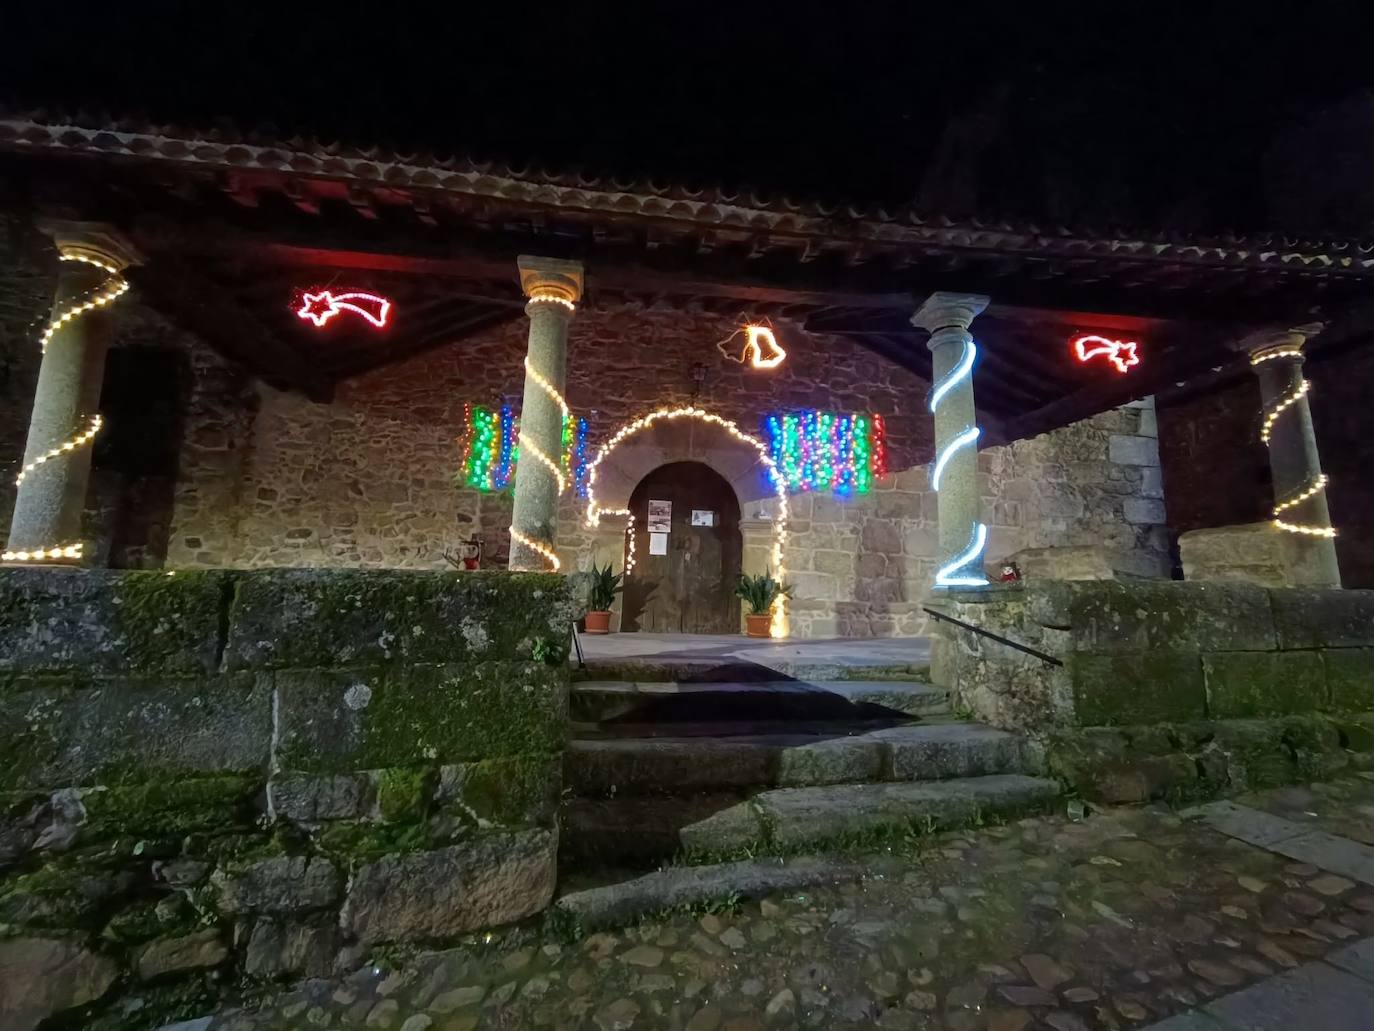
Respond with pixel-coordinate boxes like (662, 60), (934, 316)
(680, 774), (1062, 853)
(571, 679), (949, 724)
(572, 657), (930, 685)
(566, 721), (1029, 797)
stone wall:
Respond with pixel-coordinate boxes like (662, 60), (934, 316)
(933, 579), (1374, 730)
(0, 568), (572, 1030)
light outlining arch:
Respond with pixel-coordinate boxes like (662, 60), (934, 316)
(928, 335), (989, 587)
(584, 406), (790, 637)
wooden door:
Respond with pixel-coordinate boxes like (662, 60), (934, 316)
(622, 462), (742, 634)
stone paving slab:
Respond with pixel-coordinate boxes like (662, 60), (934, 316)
(1327, 936), (1374, 982)
(1237, 777), (1374, 846)
(1200, 960), (1374, 1030)
(1180, 800), (1308, 847)
(174, 777), (1374, 1031)
(1185, 800), (1374, 885)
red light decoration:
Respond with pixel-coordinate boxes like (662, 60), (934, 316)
(1071, 334), (1140, 374)
(295, 290), (392, 329)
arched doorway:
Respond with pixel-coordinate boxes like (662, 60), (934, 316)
(621, 462), (742, 634)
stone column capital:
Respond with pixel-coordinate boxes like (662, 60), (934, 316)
(36, 219), (142, 271)
(1236, 322), (1325, 364)
(911, 291), (990, 338)
(517, 255), (584, 309)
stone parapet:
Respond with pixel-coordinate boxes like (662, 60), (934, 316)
(0, 567), (573, 1029)
(931, 579), (1374, 732)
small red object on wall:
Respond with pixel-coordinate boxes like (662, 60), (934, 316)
(999, 562), (1021, 583)
(1070, 334), (1140, 374)
(295, 290), (392, 329)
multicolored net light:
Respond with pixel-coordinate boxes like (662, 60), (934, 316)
(764, 411), (888, 497)
(457, 404), (588, 494)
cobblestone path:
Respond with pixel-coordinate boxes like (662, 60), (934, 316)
(195, 775), (1374, 1031)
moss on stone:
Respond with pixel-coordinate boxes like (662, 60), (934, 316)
(374, 766), (434, 823)
(316, 820), (431, 863)
(1071, 652), (1206, 724)
(101, 893), (200, 946)
(1325, 649), (1374, 711)
(441, 755), (558, 826)
(110, 570), (232, 675)
(1203, 651), (1327, 718)
(276, 663), (566, 772)
(80, 774), (260, 844)
(224, 569), (572, 671)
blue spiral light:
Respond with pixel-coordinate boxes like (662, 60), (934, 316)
(929, 338), (988, 587)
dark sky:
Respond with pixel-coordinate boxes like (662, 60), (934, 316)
(5, 1), (1373, 231)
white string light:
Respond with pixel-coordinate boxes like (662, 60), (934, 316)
(1249, 348), (1336, 540)
(584, 406), (790, 636)
(928, 337), (989, 587)
(595, 507), (637, 573)
(509, 527), (561, 572)
(528, 290), (575, 311)
(5, 254), (127, 566)
(15, 414), (103, 486)
(517, 356), (571, 496)
(1, 543), (83, 563)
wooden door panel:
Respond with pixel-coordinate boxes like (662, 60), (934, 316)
(622, 462), (741, 634)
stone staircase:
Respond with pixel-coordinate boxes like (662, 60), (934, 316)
(561, 652), (1059, 868)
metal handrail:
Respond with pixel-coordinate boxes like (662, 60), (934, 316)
(922, 606), (1064, 667)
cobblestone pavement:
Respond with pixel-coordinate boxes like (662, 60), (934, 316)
(198, 775), (1374, 1031)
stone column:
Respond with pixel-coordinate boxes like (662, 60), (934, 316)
(4, 222), (139, 564)
(912, 291), (990, 587)
(508, 256), (584, 571)
(1241, 324), (1340, 587)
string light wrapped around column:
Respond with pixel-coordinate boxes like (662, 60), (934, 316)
(1250, 346), (1336, 539)
(928, 336), (988, 587)
(3, 253), (128, 564)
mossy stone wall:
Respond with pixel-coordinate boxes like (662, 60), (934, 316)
(0, 567), (572, 1031)
(933, 580), (1374, 731)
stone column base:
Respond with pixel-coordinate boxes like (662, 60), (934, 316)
(1179, 522), (1324, 587)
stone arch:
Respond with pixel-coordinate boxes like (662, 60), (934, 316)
(584, 407), (790, 635)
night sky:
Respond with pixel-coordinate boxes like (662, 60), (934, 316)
(4, 2), (1372, 233)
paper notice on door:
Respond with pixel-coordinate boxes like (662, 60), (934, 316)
(691, 510), (715, 527)
(648, 532), (669, 555)
(647, 500), (672, 533)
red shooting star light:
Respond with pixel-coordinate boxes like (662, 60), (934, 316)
(295, 290), (392, 329)
(1071, 334), (1140, 374)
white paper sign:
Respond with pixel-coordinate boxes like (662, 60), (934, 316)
(691, 510), (715, 527)
(648, 532), (669, 555)
(647, 500), (672, 533)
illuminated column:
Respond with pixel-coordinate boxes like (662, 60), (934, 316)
(1243, 324), (1340, 587)
(912, 291), (990, 587)
(4, 223), (138, 565)
(509, 256), (583, 572)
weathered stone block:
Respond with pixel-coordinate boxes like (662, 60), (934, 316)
(1203, 651), (1327, 718)
(1107, 434), (1160, 467)
(0, 674), (271, 790)
(270, 773), (374, 823)
(1271, 589), (1374, 650)
(776, 739), (883, 787)
(79, 775), (260, 843)
(243, 917), (338, 979)
(211, 855), (342, 915)
(0, 936), (119, 1030)
(435, 755), (560, 826)
(1324, 650), (1374, 710)
(1071, 652), (1206, 724)
(341, 829), (555, 944)
(224, 569), (572, 670)
(1122, 496), (1167, 525)
(135, 928), (230, 980)
(0, 569), (229, 677)
(1068, 581), (1276, 654)
(274, 663), (566, 772)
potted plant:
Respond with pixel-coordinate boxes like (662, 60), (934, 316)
(584, 561), (623, 634)
(735, 571), (792, 638)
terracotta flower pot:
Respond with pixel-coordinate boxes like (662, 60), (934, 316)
(585, 610), (612, 634)
(745, 613), (772, 638)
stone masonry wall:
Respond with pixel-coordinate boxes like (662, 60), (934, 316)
(0, 568), (572, 1030)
